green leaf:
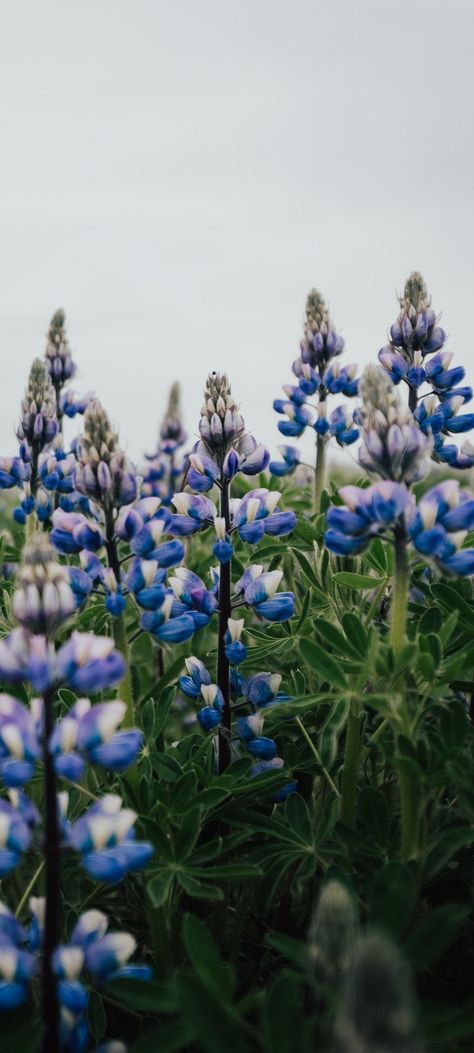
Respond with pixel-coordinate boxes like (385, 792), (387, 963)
(422, 827), (474, 884)
(299, 638), (347, 688)
(341, 612), (369, 655)
(130, 1022), (193, 1053)
(319, 698), (350, 770)
(262, 975), (311, 1053)
(0, 1012), (40, 1053)
(370, 862), (417, 940)
(404, 903), (470, 971)
(177, 872), (224, 900)
(333, 571), (386, 590)
(147, 868), (174, 908)
(108, 978), (177, 1013)
(175, 975), (246, 1053)
(190, 863), (263, 880)
(183, 914), (234, 1001)
(285, 793), (313, 842)
(87, 991), (107, 1042)
(265, 932), (308, 969)
(291, 548), (319, 587)
(174, 807), (203, 860)
(315, 618), (361, 660)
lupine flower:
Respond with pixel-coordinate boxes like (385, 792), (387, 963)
(17, 359), (58, 454)
(142, 383), (188, 504)
(268, 445), (301, 477)
(271, 288), (360, 480)
(224, 618), (247, 665)
(237, 565), (295, 621)
(51, 507), (105, 554)
(334, 933), (418, 1053)
(0, 799), (32, 875)
(179, 657), (212, 698)
(44, 309), (77, 390)
(307, 879), (358, 984)
(170, 488), (295, 556)
(50, 699), (142, 780)
(12, 534), (76, 637)
(0, 695), (40, 787)
(357, 365), (432, 484)
(0, 902), (35, 1010)
(168, 568), (218, 627)
(325, 482), (413, 556)
(59, 389), (94, 419)
(74, 400), (138, 510)
(68, 794), (153, 882)
(57, 633), (126, 693)
(140, 594), (197, 644)
(0, 457), (27, 490)
(407, 480), (474, 576)
(199, 371), (245, 454)
(379, 271), (473, 469)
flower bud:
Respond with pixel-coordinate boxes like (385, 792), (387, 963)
(12, 534), (76, 638)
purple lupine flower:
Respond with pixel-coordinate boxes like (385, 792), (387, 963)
(407, 480), (474, 576)
(57, 633), (126, 693)
(268, 445), (301, 477)
(0, 695), (40, 787)
(12, 534), (76, 638)
(357, 365), (432, 484)
(325, 481), (414, 555)
(44, 309), (76, 389)
(0, 798), (32, 875)
(0, 457), (27, 490)
(16, 359), (58, 453)
(74, 400), (138, 510)
(224, 617), (247, 665)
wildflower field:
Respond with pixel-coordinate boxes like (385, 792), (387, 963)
(0, 274), (473, 1053)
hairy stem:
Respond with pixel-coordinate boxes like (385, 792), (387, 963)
(42, 687), (60, 1053)
(217, 479), (232, 773)
(340, 706), (362, 829)
(314, 435), (327, 513)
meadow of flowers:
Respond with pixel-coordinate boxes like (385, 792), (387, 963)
(0, 275), (473, 1053)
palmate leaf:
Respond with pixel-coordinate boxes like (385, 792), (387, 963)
(370, 862), (417, 940)
(404, 903), (470, 971)
(175, 975), (248, 1053)
(299, 638), (348, 689)
(183, 914), (234, 1001)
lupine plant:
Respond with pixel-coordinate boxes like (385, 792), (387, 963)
(271, 289), (360, 508)
(0, 283), (473, 1053)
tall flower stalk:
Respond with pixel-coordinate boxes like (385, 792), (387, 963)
(271, 289), (359, 511)
(325, 364), (474, 857)
(0, 534), (151, 1049)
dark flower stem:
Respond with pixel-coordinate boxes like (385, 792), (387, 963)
(105, 510), (134, 727)
(42, 686), (60, 1053)
(217, 478), (232, 773)
(408, 386), (418, 414)
(314, 388), (327, 513)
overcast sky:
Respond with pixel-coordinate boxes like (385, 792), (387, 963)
(0, 0), (473, 469)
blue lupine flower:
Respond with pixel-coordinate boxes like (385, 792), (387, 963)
(57, 633), (126, 694)
(50, 699), (141, 780)
(68, 566), (94, 611)
(0, 457), (27, 490)
(268, 445), (301, 477)
(325, 481), (414, 556)
(0, 904), (35, 1010)
(126, 558), (167, 610)
(140, 594), (197, 644)
(240, 568), (295, 622)
(0, 629), (54, 693)
(68, 795), (153, 883)
(232, 489), (296, 544)
(44, 309), (76, 388)
(0, 799), (32, 875)
(142, 383), (188, 504)
(197, 684), (224, 730)
(199, 372), (245, 450)
(379, 272), (446, 369)
(187, 451), (220, 493)
(407, 480), (474, 576)
(271, 289), (359, 478)
(168, 568), (218, 625)
(59, 389), (94, 418)
(169, 492), (217, 536)
(224, 618), (247, 665)
(249, 757), (297, 801)
(51, 508), (105, 554)
(0, 695), (40, 787)
(179, 659), (212, 700)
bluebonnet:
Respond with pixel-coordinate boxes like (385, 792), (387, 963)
(67, 794), (153, 883)
(325, 482), (414, 556)
(271, 289), (360, 490)
(169, 487), (296, 556)
(235, 565), (296, 622)
(378, 272), (474, 467)
(50, 699), (142, 780)
(142, 382), (188, 504)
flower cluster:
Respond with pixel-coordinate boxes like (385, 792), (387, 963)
(325, 367), (474, 578)
(379, 272), (474, 469)
(0, 897), (148, 1050)
(0, 535), (152, 1042)
(270, 289), (359, 479)
(169, 487), (296, 562)
(142, 382), (188, 504)
(180, 646), (296, 798)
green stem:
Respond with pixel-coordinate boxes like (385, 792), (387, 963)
(400, 775), (418, 862)
(390, 527), (409, 654)
(15, 860), (45, 918)
(340, 706), (362, 829)
(296, 716), (340, 798)
(314, 435), (327, 513)
(112, 613), (134, 727)
(391, 525), (419, 861)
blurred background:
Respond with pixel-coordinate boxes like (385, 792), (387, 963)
(0, 0), (472, 466)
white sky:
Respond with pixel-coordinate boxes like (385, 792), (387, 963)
(1, 0), (473, 468)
